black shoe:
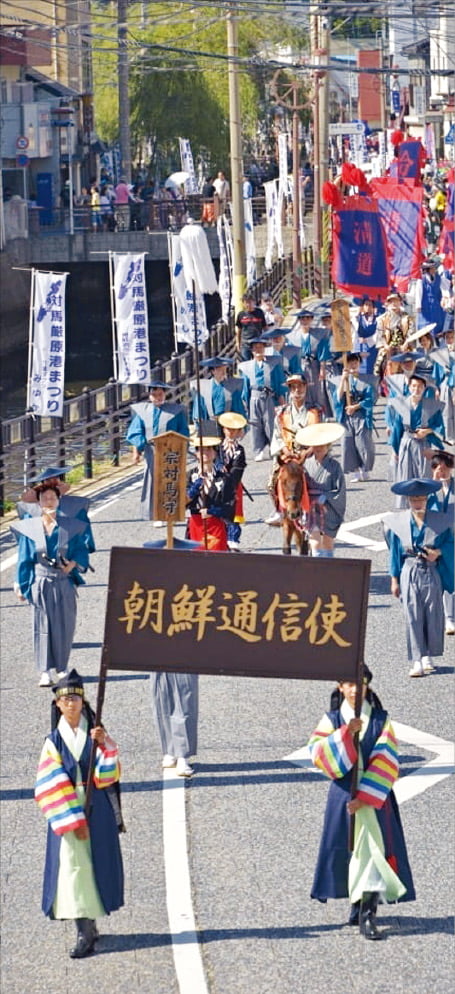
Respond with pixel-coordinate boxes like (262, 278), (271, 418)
(360, 911), (383, 940)
(69, 933), (96, 959)
(347, 903), (360, 926)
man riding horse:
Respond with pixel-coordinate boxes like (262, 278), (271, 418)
(265, 374), (321, 525)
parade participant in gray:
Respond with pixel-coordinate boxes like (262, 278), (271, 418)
(329, 353), (376, 481)
(11, 485), (91, 686)
(387, 374), (445, 506)
(126, 383), (189, 521)
(144, 537), (200, 778)
(239, 338), (286, 461)
(383, 478), (454, 677)
(295, 422), (346, 557)
(17, 465), (95, 553)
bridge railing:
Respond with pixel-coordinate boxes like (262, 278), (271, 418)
(0, 252), (314, 512)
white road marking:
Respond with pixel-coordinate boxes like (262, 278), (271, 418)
(284, 723), (454, 804)
(162, 770), (209, 994)
(338, 512), (387, 552)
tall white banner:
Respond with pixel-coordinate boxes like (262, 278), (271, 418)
(264, 179), (283, 271)
(278, 132), (289, 199)
(217, 215), (233, 323)
(244, 196), (257, 286)
(28, 270), (68, 416)
(168, 234), (209, 348)
(112, 253), (151, 385)
(287, 174), (306, 249)
(179, 137), (198, 194)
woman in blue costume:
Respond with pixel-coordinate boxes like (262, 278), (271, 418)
(11, 484), (91, 687)
(17, 464), (95, 553)
(35, 670), (124, 959)
(126, 382), (189, 521)
(308, 665), (415, 940)
(387, 373), (445, 505)
(190, 356), (246, 424)
(382, 478), (454, 677)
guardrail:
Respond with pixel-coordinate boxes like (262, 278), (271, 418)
(0, 252), (314, 512)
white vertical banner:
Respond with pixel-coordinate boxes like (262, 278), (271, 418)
(168, 234), (209, 347)
(287, 174), (306, 249)
(112, 253), (151, 385)
(424, 123), (436, 163)
(278, 132), (289, 199)
(217, 215), (233, 323)
(179, 137), (198, 194)
(28, 270), (68, 416)
(244, 196), (257, 286)
(264, 180), (278, 271)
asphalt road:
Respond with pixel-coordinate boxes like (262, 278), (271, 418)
(1, 399), (454, 994)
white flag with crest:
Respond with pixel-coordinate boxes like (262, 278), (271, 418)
(168, 233), (209, 347)
(179, 137), (198, 194)
(112, 253), (151, 385)
(28, 270), (68, 416)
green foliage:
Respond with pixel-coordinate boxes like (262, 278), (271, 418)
(92, 1), (309, 172)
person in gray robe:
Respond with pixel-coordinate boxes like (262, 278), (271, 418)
(17, 465), (95, 553)
(428, 451), (455, 636)
(11, 484), (91, 686)
(328, 353), (376, 482)
(294, 422), (346, 557)
(239, 339), (286, 460)
(430, 329), (455, 444)
(387, 374), (445, 507)
(126, 383), (189, 521)
(144, 538), (200, 778)
(382, 478), (454, 677)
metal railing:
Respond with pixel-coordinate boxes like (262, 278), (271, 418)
(0, 252), (314, 512)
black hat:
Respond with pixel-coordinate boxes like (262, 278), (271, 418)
(33, 466), (72, 483)
(149, 381), (169, 391)
(296, 309), (313, 319)
(261, 327), (289, 340)
(391, 478), (442, 497)
(249, 336), (268, 345)
(53, 668), (85, 699)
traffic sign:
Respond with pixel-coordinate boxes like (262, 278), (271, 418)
(329, 122), (364, 136)
(16, 154), (29, 167)
(444, 123), (454, 145)
(15, 136), (29, 150)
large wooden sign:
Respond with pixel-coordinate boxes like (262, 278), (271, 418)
(102, 548), (370, 682)
(152, 430), (188, 522)
(331, 297), (352, 353)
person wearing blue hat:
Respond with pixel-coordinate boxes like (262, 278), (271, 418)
(126, 382), (189, 522)
(428, 451), (455, 635)
(294, 309), (332, 411)
(190, 356), (246, 424)
(382, 478), (454, 676)
(416, 259), (445, 334)
(328, 352), (376, 482)
(239, 338), (287, 460)
(430, 328), (455, 444)
(387, 373), (445, 505)
(353, 296), (378, 375)
(35, 669), (124, 958)
(17, 466), (95, 553)
(263, 327), (301, 379)
(10, 484), (92, 686)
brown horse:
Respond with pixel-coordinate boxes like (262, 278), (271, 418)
(277, 460), (309, 555)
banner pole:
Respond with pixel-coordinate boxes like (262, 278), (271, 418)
(26, 267), (36, 412)
(192, 277), (208, 550)
(108, 252), (119, 381)
(84, 652), (109, 817)
(167, 232), (179, 353)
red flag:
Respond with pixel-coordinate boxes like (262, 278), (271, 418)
(371, 177), (425, 292)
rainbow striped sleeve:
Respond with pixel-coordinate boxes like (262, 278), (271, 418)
(35, 739), (87, 836)
(308, 713), (357, 780)
(356, 718), (399, 809)
(93, 735), (120, 789)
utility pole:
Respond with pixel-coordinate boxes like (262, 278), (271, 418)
(226, 3), (246, 313)
(118, 0), (131, 183)
(270, 71), (310, 308)
(310, 4), (330, 295)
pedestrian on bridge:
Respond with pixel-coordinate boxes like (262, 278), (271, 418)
(308, 664), (415, 940)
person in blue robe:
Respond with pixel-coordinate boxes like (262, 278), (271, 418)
(239, 338), (286, 460)
(309, 665), (415, 940)
(382, 478), (454, 676)
(418, 261), (445, 334)
(428, 451), (455, 635)
(35, 670), (124, 959)
(11, 484), (91, 686)
(431, 328), (455, 443)
(190, 356), (246, 424)
(17, 465), (95, 553)
(126, 382), (189, 520)
(328, 352), (376, 481)
(354, 296), (378, 374)
(387, 374), (445, 504)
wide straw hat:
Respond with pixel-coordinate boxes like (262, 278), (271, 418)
(217, 412), (247, 429)
(294, 422), (345, 447)
(191, 436), (222, 448)
(404, 323), (436, 344)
